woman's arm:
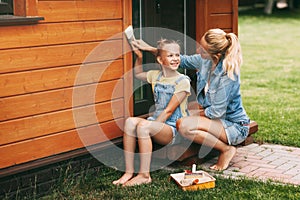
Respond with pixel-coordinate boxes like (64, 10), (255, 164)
(155, 91), (188, 123)
(180, 54), (209, 70)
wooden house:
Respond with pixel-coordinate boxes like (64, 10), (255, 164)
(0, 0), (238, 177)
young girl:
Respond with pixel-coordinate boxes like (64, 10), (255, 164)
(112, 39), (190, 186)
(132, 28), (250, 171)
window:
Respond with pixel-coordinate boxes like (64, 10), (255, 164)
(0, 0), (13, 15)
(0, 0), (44, 26)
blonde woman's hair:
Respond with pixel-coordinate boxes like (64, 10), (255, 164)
(203, 28), (242, 80)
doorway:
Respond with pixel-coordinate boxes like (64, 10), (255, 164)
(132, 0), (196, 116)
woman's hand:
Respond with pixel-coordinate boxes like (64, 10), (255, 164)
(132, 40), (158, 55)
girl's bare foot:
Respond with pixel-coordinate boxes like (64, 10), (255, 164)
(210, 146), (236, 171)
(123, 174), (152, 187)
(112, 173), (133, 185)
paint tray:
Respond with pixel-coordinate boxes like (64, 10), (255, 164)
(170, 170), (216, 191)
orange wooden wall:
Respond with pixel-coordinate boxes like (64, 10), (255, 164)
(196, 0), (238, 43)
(0, 0), (132, 170)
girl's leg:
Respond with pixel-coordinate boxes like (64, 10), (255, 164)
(124, 120), (173, 186)
(177, 116), (236, 170)
(112, 117), (144, 185)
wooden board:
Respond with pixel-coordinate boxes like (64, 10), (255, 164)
(0, 118), (124, 169)
(38, 0), (122, 23)
(0, 40), (123, 74)
(208, 14), (233, 30)
(0, 20), (122, 49)
(0, 60), (123, 97)
(0, 99), (124, 145)
(0, 80), (123, 121)
(208, 0), (233, 13)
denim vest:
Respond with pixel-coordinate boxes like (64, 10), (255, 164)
(148, 72), (190, 127)
(180, 54), (250, 125)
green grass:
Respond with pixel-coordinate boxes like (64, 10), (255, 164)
(39, 165), (300, 200)
(14, 7), (300, 200)
(238, 7), (300, 146)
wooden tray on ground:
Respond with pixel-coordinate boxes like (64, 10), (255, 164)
(170, 170), (215, 191)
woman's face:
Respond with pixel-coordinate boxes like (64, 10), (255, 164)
(157, 43), (181, 70)
(198, 37), (210, 59)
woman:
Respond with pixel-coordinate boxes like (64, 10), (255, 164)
(132, 28), (250, 170)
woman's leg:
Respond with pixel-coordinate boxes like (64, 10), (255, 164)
(113, 117), (144, 185)
(177, 116), (236, 170)
(124, 120), (174, 186)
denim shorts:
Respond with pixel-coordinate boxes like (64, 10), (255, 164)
(220, 119), (250, 145)
(147, 117), (182, 145)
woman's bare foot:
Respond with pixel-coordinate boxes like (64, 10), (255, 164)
(210, 146), (236, 171)
(112, 173), (133, 185)
(123, 174), (152, 187)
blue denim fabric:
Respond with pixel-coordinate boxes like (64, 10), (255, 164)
(147, 72), (190, 144)
(180, 54), (250, 126)
(220, 119), (250, 145)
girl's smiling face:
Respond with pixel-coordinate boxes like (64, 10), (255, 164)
(157, 43), (181, 70)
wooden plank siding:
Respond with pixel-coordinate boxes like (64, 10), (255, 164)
(0, 60), (123, 97)
(0, 40), (123, 74)
(196, 0), (238, 43)
(0, 119), (124, 168)
(0, 20), (123, 50)
(38, 0), (122, 23)
(0, 0), (129, 170)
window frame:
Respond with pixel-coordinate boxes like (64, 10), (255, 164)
(0, 0), (44, 26)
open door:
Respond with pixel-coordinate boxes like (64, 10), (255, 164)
(132, 0), (196, 116)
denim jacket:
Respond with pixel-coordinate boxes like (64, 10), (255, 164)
(180, 54), (250, 125)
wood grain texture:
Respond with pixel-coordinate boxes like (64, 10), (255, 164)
(208, 0), (233, 13)
(207, 14), (232, 30)
(0, 0), (128, 170)
(0, 20), (122, 50)
(38, 0), (122, 22)
(0, 99), (124, 145)
(0, 79), (124, 121)
(0, 60), (123, 97)
(14, 0), (38, 16)
(0, 40), (123, 74)
(0, 118), (124, 169)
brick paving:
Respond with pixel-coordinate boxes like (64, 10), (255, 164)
(200, 143), (300, 185)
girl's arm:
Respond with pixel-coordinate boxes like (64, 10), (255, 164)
(155, 91), (188, 123)
(131, 40), (158, 56)
(133, 48), (147, 81)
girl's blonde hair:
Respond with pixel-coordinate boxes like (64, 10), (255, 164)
(203, 28), (242, 80)
(156, 38), (180, 57)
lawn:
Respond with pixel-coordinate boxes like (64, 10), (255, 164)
(239, 7), (300, 146)
(17, 7), (300, 200)
(40, 164), (300, 200)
